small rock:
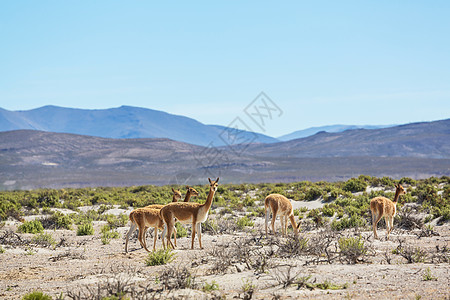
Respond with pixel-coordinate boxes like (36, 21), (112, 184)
(235, 263), (246, 272)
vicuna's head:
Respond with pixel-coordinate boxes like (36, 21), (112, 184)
(171, 188), (182, 201)
(208, 177), (219, 192)
(394, 184), (406, 201)
(186, 186), (199, 197)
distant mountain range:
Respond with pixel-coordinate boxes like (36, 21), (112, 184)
(277, 124), (395, 141)
(0, 106), (278, 147)
(244, 118), (450, 159)
(1, 106), (401, 145)
(0, 118), (449, 189)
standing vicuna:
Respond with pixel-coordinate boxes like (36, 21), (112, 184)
(160, 178), (219, 250)
(370, 183), (406, 239)
(125, 188), (181, 253)
(265, 193), (299, 237)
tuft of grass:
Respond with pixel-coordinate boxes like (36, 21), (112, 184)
(202, 280), (219, 292)
(18, 220), (44, 234)
(0, 246), (5, 253)
(145, 249), (175, 266)
(422, 267), (437, 281)
(100, 225), (120, 245)
(32, 233), (56, 248)
(22, 291), (53, 300)
(77, 222), (94, 236)
(236, 216), (254, 229)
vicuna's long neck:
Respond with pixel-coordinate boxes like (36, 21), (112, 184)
(201, 187), (216, 210)
(184, 191), (192, 202)
(393, 188), (401, 203)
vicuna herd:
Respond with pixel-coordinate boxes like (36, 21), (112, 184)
(125, 178), (406, 253)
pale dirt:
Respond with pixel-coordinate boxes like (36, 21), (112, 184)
(0, 211), (449, 300)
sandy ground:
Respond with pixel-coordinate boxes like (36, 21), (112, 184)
(0, 207), (449, 300)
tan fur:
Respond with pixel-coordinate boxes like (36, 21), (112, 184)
(265, 194), (298, 236)
(126, 208), (164, 252)
(125, 189), (181, 253)
(160, 178), (219, 250)
(370, 184), (406, 239)
(184, 186), (199, 202)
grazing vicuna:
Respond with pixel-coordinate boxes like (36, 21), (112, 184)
(125, 188), (181, 253)
(160, 178), (219, 250)
(370, 184), (406, 239)
(265, 193), (298, 237)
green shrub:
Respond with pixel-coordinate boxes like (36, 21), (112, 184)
(321, 204), (335, 217)
(77, 222), (94, 236)
(343, 178), (367, 193)
(101, 225), (120, 244)
(32, 233), (56, 248)
(331, 214), (366, 231)
(0, 246), (5, 253)
(422, 267), (437, 281)
(18, 220), (44, 234)
(338, 236), (367, 264)
(203, 280), (219, 292)
(236, 216), (254, 229)
(22, 291), (52, 300)
(105, 214), (128, 229)
(304, 186), (323, 200)
(145, 249), (175, 266)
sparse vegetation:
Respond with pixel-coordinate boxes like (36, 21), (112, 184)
(0, 176), (448, 298)
(76, 222), (94, 236)
(145, 249), (175, 266)
(22, 291), (53, 300)
(18, 220), (44, 234)
(101, 225), (120, 245)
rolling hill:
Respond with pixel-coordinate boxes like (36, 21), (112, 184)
(0, 106), (278, 147)
(278, 124), (395, 141)
(0, 118), (449, 189)
(244, 119), (450, 159)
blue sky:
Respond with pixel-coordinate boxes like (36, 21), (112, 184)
(1, 1), (449, 137)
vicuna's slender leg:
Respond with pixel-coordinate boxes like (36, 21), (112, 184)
(137, 223), (151, 252)
(271, 207), (278, 234)
(373, 213), (383, 239)
(280, 216), (286, 235)
(165, 220), (176, 249)
(125, 221), (137, 253)
(284, 216), (289, 235)
(265, 208), (270, 236)
(161, 225), (167, 249)
(289, 215), (298, 236)
(152, 226), (158, 251)
(191, 218), (197, 250)
(197, 223), (202, 249)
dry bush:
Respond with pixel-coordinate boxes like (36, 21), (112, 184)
(304, 228), (341, 265)
(49, 249), (86, 262)
(397, 207), (423, 230)
(416, 225), (439, 239)
(273, 235), (308, 258)
(393, 238), (427, 263)
(66, 264), (159, 300)
(207, 233), (276, 275)
(0, 229), (30, 246)
(269, 264), (302, 289)
(159, 265), (197, 290)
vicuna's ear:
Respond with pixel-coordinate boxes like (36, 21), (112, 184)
(208, 178), (212, 184)
(186, 185), (190, 189)
(216, 177), (219, 183)
(171, 188), (175, 192)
